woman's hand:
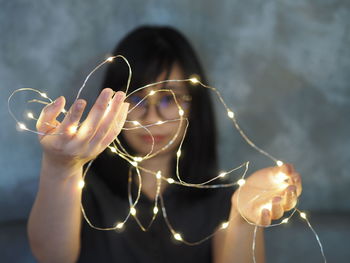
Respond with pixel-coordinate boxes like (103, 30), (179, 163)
(36, 88), (129, 175)
(231, 163), (302, 226)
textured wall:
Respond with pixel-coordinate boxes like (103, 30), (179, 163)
(0, 0), (349, 262)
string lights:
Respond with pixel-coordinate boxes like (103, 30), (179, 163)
(8, 55), (327, 262)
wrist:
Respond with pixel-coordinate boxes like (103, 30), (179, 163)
(41, 153), (83, 181)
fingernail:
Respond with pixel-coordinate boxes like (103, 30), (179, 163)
(115, 91), (125, 102)
(273, 196), (282, 203)
(75, 100), (85, 110)
(54, 96), (63, 105)
(102, 88), (113, 99)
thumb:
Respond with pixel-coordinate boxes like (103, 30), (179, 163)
(36, 96), (66, 137)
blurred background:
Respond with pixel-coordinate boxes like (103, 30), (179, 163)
(0, 0), (349, 262)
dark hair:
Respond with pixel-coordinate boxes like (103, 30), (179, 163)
(91, 25), (218, 201)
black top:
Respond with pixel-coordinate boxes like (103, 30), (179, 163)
(77, 174), (233, 263)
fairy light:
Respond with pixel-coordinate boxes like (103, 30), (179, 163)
(274, 172), (289, 183)
(176, 150), (181, 158)
(110, 147), (117, 153)
(40, 92), (48, 99)
(173, 233), (183, 241)
(227, 110), (234, 119)
(219, 172), (227, 178)
(261, 203), (272, 212)
(189, 77), (199, 84)
(9, 55), (327, 262)
(276, 160), (284, 167)
(116, 222), (124, 229)
(153, 206), (159, 214)
(221, 221), (229, 229)
(78, 180), (85, 189)
(281, 218), (289, 224)
(130, 207), (137, 216)
(18, 123), (27, 130)
(167, 178), (175, 184)
(178, 108), (184, 116)
(300, 212), (307, 220)
(237, 178), (246, 186)
(27, 112), (34, 119)
(133, 157), (143, 162)
(68, 125), (78, 134)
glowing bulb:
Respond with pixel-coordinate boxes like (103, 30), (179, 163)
(227, 110), (234, 119)
(106, 57), (114, 62)
(40, 93), (48, 98)
(274, 172), (289, 184)
(178, 109), (184, 116)
(237, 179), (246, 186)
(78, 180), (85, 189)
(130, 207), (137, 216)
(173, 233), (182, 241)
(153, 206), (159, 214)
(219, 172), (227, 178)
(132, 121), (140, 126)
(130, 161), (138, 167)
(110, 147), (117, 153)
(156, 171), (162, 179)
(156, 120), (164, 125)
(167, 178), (175, 184)
(116, 222), (124, 229)
(68, 125), (78, 134)
(300, 212), (307, 219)
(134, 157), (143, 162)
(18, 123), (27, 130)
(221, 222), (229, 229)
(27, 112), (34, 119)
(189, 77), (199, 84)
(282, 218), (289, 224)
(176, 150), (181, 158)
(261, 203), (272, 212)
(149, 90), (155, 96)
(276, 160), (284, 167)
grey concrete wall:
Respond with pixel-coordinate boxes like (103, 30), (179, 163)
(0, 0), (349, 262)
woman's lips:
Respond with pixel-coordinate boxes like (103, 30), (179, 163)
(140, 134), (166, 143)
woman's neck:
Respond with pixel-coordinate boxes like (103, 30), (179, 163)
(138, 153), (173, 200)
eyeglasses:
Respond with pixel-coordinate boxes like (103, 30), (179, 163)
(126, 90), (192, 120)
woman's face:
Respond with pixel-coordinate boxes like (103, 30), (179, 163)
(122, 64), (191, 157)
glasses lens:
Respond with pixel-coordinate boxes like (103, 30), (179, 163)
(126, 91), (190, 120)
(126, 94), (146, 119)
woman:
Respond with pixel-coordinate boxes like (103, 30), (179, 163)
(27, 26), (302, 263)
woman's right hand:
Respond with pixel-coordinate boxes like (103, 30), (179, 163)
(36, 88), (129, 176)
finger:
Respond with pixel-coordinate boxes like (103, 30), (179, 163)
(36, 96), (65, 134)
(291, 172), (302, 196)
(58, 99), (87, 138)
(89, 91), (125, 146)
(271, 196), (284, 220)
(260, 209), (271, 226)
(280, 163), (295, 175)
(283, 185), (297, 211)
(100, 102), (129, 147)
(77, 88), (114, 141)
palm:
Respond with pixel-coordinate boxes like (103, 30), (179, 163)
(232, 164), (302, 226)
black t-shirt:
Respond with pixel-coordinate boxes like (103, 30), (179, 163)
(77, 174), (233, 263)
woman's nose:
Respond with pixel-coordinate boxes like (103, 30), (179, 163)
(142, 104), (161, 125)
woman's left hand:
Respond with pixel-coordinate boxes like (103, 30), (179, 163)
(231, 163), (302, 226)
